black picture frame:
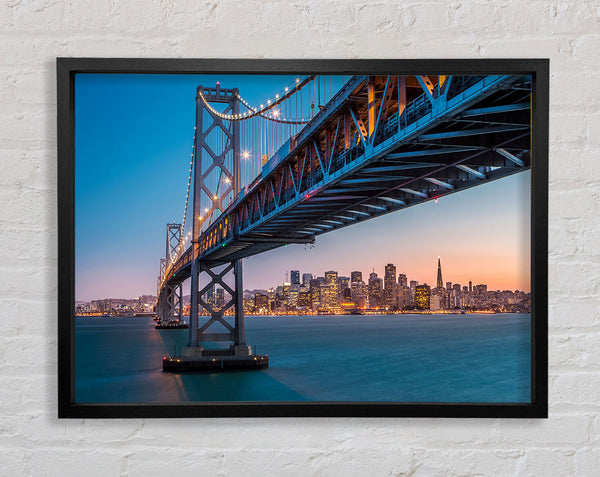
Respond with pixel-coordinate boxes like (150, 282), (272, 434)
(57, 58), (548, 418)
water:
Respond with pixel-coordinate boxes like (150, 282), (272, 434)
(75, 314), (531, 403)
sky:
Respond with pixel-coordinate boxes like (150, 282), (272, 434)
(75, 74), (530, 301)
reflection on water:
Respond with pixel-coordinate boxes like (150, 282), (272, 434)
(75, 314), (531, 403)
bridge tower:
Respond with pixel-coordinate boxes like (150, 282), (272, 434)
(185, 83), (251, 358)
(157, 223), (183, 322)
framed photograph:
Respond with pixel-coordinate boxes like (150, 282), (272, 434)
(58, 58), (548, 418)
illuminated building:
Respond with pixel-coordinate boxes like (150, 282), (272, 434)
(216, 287), (224, 308)
(290, 270), (300, 285)
(302, 273), (313, 286)
(350, 271), (362, 283)
(268, 288), (276, 311)
(321, 283), (338, 311)
(283, 282), (291, 305)
(325, 271), (339, 303)
(437, 257), (444, 289)
(398, 273), (407, 288)
(446, 281), (452, 291)
(288, 287), (299, 307)
(368, 272), (383, 309)
(338, 276), (350, 299)
(384, 263), (397, 310)
(298, 290), (311, 309)
(325, 270), (338, 285)
(309, 279), (321, 309)
(254, 293), (268, 313)
(350, 281), (364, 302)
(415, 284), (431, 310)
(469, 280), (473, 293)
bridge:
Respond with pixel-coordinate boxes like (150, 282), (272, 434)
(155, 73), (531, 368)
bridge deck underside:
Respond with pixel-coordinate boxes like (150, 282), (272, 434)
(166, 74), (531, 285)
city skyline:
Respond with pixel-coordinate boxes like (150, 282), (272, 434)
(75, 74), (530, 301)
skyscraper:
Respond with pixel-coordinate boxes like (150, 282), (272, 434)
(290, 270), (300, 285)
(302, 273), (313, 286)
(350, 271), (362, 283)
(398, 273), (407, 288)
(415, 284), (431, 310)
(384, 263), (397, 310)
(436, 257), (443, 289)
(368, 272), (383, 309)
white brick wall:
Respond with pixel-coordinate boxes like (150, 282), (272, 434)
(1, 1), (598, 475)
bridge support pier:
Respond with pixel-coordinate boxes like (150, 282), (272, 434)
(157, 283), (183, 323)
(167, 257), (267, 372)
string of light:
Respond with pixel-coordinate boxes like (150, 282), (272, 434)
(196, 75), (316, 123)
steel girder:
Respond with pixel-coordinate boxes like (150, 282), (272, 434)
(164, 73), (531, 278)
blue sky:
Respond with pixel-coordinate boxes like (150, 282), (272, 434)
(75, 74), (530, 301)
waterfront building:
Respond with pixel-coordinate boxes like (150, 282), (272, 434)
(398, 273), (407, 288)
(298, 290), (311, 309)
(321, 283), (338, 311)
(325, 270), (339, 302)
(368, 272), (383, 310)
(283, 282), (291, 305)
(436, 257), (444, 289)
(290, 270), (300, 285)
(216, 287), (224, 308)
(309, 279), (321, 309)
(350, 281), (364, 302)
(338, 276), (350, 299)
(341, 287), (352, 301)
(397, 286), (410, 309)
(267, 288), (276, 311)
(430, 294), (442, 311)
(350, 271), (362, 283)
(254, 293), (269, 313)
(415, 284), (431, 310)
(384, 263), (397, 310)
(288, 287), (299, 307)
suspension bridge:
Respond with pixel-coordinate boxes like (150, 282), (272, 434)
(156, 73), (532, 371)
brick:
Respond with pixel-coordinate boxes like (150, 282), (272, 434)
(1, 1), (600, 475)
(29, 449), (123, 477)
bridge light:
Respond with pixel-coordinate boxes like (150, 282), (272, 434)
(304, 193), (310, 199)
(296, 78), (300, 82)
(204, 208), (209, 212)
(242, 151), (250, 159)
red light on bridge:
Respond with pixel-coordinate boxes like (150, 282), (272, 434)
(305, 194), (310, 200)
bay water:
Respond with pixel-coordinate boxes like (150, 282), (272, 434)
(75, 314), (531, 403)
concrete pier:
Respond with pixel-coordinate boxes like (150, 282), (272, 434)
(162, 345), (268, 372)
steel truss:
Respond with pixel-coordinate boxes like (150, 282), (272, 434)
(161, 73), (531, 294)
